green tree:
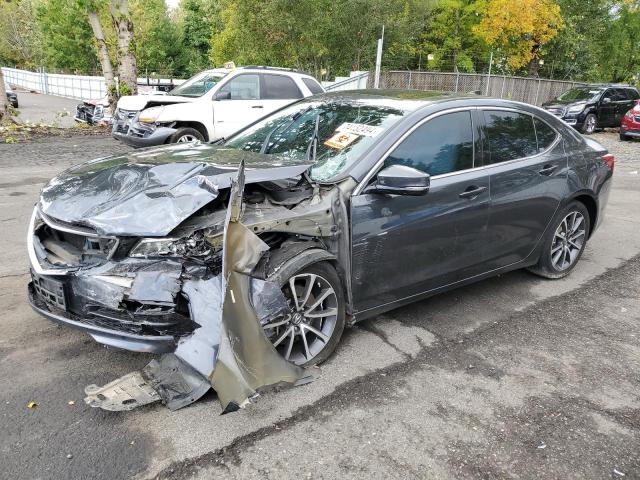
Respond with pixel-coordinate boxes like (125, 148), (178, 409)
(0, 0), (44, 69)
(178, 0), (221, 76)
(36, 0), (99, 73)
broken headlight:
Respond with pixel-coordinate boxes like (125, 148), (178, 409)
(129, 232), (220, 259)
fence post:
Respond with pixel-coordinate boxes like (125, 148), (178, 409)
(455, 72), (459, 92)
(500, 76), (506, 98)
(534, 78), (541, 105)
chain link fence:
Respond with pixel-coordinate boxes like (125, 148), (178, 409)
(373, 70), (588, 106)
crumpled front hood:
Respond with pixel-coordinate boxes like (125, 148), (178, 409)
(39, 143), (311, 237)
(117, 95), (193, 111)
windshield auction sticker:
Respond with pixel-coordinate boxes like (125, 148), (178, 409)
(324, 132), (359, 150)
(336, 122), (383, 137)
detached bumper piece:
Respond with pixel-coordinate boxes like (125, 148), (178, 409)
(112, 108), (176, 147)
(83, 162), (316, 413)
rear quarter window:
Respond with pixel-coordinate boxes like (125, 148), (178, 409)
(533, 117), (558, 152)
(302, 78), (324, 95)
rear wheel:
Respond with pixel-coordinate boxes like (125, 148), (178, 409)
(581, 114), (597, 134)
(169, 127), (204, 144)
(528, 201), (590, 279)
(11, 100), (18, 108)
(263, 262), (345, 367)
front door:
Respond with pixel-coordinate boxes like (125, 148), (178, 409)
(350, 110), (491, 313)
(598, 89), (617, 127)
(213, 73), (264, 139)
(480, 110), (567, 270)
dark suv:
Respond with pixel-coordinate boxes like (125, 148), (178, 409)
(543, 84), (640, 134)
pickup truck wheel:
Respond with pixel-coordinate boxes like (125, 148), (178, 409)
(170, 127), (204, 144)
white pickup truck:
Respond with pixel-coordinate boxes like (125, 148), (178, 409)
(112, 66), (325, 147)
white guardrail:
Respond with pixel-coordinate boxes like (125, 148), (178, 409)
(1, 67), (185, 101)
(2, 66), (368, 100)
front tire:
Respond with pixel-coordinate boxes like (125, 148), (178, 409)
(580, 113), (597, 134)
(528, 201), (590, 279)
(620, 132), (631, 141)
(169, 127), (204, 144)
(11, 100), (18, 109)
(263, 262), (345, 367)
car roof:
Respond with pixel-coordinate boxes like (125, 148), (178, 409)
(311, 89), (479, 112)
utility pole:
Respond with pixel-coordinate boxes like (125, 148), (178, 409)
(373, 25), (385, 89)
(485, 51), (493, 96)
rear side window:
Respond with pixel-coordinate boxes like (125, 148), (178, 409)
(624, 88), (640, 100)
(262, 74), (303, 99)
(483, 111), (538, 164)
(302, 78), (324, 95)
(533, 118), (558, 152)
(218, 74), (260, 100)
(385, 111), (474, 176)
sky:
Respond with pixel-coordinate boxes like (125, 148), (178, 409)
(165, 0), (179, 10)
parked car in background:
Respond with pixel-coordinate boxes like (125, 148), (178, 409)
(542, 84), (640, 134)
(75, 96), (111, 125)
(6, 84), (18, 108)
(29, 91), (613, 370)
(111, 65), (325, 147)
(620, 99), (640, 140)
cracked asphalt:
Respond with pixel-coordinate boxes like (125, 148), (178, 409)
(0, 131), (639, 480)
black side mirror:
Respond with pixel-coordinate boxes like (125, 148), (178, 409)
(602, 97), (611, 104)
(369, 165), (430, 196)
(214, 91), (231, 101)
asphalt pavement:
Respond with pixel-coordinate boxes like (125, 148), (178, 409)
(10, 91), (79, 128)
(0, 132), (639, 480)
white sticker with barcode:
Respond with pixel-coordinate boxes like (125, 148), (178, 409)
(336, 122), (383, 137)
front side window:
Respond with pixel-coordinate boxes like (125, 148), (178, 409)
(557, 87), (602, 102)
(484, 111), (538, 164)
(384, 111), (474, 176)
(262, 74), (303, 99)
(218, 74), (261, 100)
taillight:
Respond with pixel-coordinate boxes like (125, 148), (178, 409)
(602, 153), (615, 171)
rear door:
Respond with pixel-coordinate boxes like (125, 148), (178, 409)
(598, 89), (617, 126)
(350, 109), (491, 313)
(260, 73), (304, 115)
(213, 73), (263, 138)
(481, 109), (568, 270)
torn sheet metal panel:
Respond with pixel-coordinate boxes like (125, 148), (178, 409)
(84, 372), (160, 411)
(85, 161), (315, 413)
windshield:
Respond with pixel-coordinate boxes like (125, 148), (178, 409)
(170, 71), (226, 98)
(557, 87), (602, 102)
(224, 99), (406, 181)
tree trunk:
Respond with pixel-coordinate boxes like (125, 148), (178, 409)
(0, 68), (8, 123)
(87, 8), (117, 108)
(110, 0), (137, 96)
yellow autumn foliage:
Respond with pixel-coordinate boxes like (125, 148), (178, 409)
(474, 0), (564, 69)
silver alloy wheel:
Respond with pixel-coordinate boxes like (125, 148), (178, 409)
(262, 272), (339, 365)
(177, 134), (198, 143)
(585, 115), (597, 134)
(550, 211), (586, 271)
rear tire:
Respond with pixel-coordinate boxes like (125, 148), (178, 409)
(265, 261), (345, 367)
(528, 201), (590, 279)
(11, 100), (18, 109)
(581, 114), (597, 134)
(169, 127), (204, 144)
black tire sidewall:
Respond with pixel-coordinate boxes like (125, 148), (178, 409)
(538, 201), (590, 278)
(272, 261), (345, 368)
(170, 127), (204, 144)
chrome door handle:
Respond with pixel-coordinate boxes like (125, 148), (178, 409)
(459, 185), (487, 199)
(251, 105), (264, 109)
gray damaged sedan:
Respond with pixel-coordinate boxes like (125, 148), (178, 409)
(27, 90), (614, 412)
